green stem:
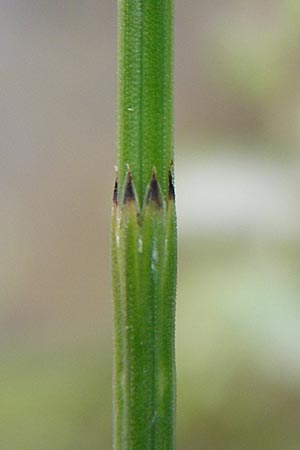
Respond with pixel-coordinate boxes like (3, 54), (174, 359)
(117, 0), (173, 203)
(112, 2), (176, 449)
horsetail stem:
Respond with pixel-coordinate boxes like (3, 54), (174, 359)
(112, 1), (176, 449)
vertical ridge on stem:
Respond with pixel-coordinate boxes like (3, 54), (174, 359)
(113, 1), (176, 448)
(116, 0), (173, 204)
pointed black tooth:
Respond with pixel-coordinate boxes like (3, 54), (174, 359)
(124, 172), (135, 204)
(146, 171), (162, 207)
(168, 170), (175, 200)
(113, 177), (118, 205)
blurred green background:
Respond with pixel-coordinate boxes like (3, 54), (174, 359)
(2, 1), (300, 449)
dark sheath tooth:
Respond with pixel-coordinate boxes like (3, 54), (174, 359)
(146, 171), (162, 208)
(124, 171), (135, 204)
(168, 170), (175, 200)
(113, 177), (118, 205)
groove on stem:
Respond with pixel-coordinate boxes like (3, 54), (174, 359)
(113, 1), (176, 449)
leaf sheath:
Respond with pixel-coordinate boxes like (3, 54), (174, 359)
(112, 173), (176, 449)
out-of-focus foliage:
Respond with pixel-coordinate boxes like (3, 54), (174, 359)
(2, 1), (300, 449)
(0, 337), (111, 450)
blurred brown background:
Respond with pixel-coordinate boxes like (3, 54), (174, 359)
(2, 1), (300, 449)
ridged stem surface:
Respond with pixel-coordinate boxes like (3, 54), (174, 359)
(112, 1), (176, 449)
